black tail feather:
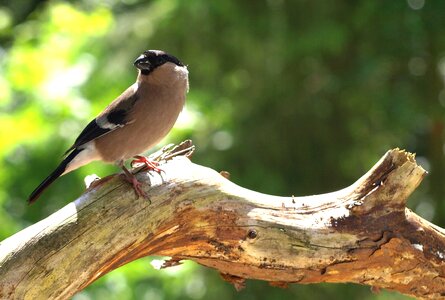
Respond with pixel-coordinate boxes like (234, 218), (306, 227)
(28, 149), (82, 204)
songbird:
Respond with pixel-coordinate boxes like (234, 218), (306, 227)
(28, 50), (189, 204)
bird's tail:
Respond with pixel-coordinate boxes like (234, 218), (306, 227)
(28, 149), (82, 204)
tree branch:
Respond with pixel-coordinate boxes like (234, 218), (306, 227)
(1, 146), (444, 299)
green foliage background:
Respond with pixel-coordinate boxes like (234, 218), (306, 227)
(1, 0), (444, 299)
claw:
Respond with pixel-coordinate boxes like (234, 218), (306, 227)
(119, 162), (149, 199)
(120, 172), (148, 199)
(131, 155), (163, 173)
(129, 175), (148, 199)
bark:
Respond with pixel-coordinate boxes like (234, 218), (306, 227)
(1, 145), (444, 300)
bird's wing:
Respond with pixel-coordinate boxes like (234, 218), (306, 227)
(64, 84), (139, 155)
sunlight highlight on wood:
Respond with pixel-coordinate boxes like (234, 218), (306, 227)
(1, 147), (444, 300)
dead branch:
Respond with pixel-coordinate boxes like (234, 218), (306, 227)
(1, 145), (444, 300)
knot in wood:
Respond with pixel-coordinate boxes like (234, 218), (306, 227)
(247, 229), (257, 239)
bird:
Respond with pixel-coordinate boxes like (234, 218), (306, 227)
(28, 50), (189, 204)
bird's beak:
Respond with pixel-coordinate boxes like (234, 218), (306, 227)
(133, 55), (151, 71)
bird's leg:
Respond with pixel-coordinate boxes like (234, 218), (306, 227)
(131, 155), (163, 173)
(118, 160), (148, 199)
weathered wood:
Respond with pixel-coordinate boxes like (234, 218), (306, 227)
(1, 148), (444, 299)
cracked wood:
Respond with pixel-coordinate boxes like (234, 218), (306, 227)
(0, 148), (444, 299)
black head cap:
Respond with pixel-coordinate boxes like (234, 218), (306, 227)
(134, 50), (184, 75)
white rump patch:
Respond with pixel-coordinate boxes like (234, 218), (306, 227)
(63, 142), (101, 174)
